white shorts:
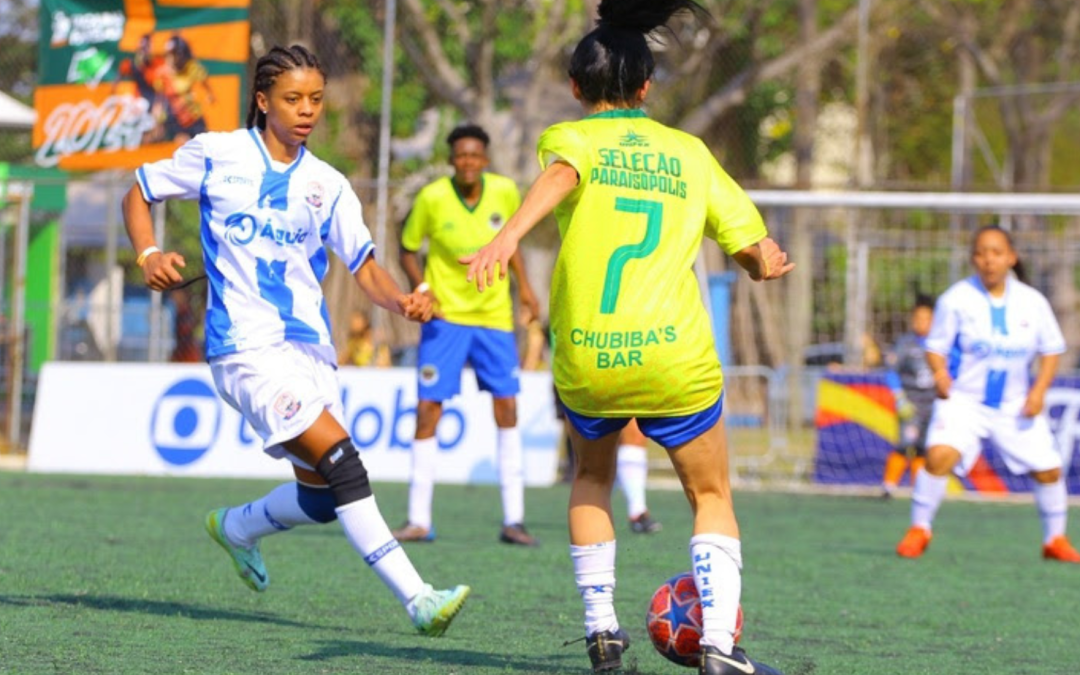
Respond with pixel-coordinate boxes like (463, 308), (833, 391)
(210, 341), (345, 468)
(926, 395), (1061, 476)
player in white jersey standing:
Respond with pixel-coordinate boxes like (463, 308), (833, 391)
(896, 225), (1080, 563)
(122, 44), (471, 635)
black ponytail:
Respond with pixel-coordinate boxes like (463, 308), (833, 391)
(973, 224), (1028, 284)
(569, 0), (709, 106)
(246, 44), (325, 130)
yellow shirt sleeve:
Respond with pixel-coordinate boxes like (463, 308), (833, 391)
(400, 189), (430, 252)
(538, 123), (592, 179)
(702, 141), (767, 255)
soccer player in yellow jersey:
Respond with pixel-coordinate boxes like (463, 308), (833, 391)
(464, 2), (792, 673)
(394, 124), (542, 547)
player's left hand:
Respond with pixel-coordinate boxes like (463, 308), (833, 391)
(398, 290), (434, 323)
(518, 284), (541, 327)
(461, 230), (518, 292)
(1022, 388), (1046, 417)
(754, 237), (796, 281)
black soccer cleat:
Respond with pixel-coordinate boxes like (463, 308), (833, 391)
(700, 645), (784, 675)
(499, 522), (540, 546)
(629, 511), (662, 534)
(586, 627), (630, 672)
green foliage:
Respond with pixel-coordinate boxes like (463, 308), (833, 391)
(305, 106), (359, 176)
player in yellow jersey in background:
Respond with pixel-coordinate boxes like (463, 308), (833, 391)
(463, 2), (792, 673)
(394, 124), (542, 547)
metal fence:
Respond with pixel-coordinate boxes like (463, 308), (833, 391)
(8, 179), (1080, 485)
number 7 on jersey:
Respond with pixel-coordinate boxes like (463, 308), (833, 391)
(599, 198), (662, 314)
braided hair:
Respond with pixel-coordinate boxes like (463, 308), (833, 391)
(246, 45), (325, 130)
(568, 0), (708, 106)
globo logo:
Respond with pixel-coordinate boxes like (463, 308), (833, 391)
(150, 378), (222, 466)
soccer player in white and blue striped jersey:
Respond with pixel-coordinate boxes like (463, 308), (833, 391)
(123, 44), (470, 635)
(896, 225), (1080, 563)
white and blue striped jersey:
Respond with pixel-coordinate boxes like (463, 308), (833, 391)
(926, 275), (1065, 415)
(136, 129), (375, 361)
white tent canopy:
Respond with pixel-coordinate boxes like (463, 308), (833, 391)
(0, 90), (36, 130)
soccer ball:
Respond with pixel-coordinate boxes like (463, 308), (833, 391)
(646, 572), (743, 667)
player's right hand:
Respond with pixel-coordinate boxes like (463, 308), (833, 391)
(461, 230), (518, 293)
(142, 251), (186, 291)
(420, 286), (444, 319)
(399, 291), (434, 323)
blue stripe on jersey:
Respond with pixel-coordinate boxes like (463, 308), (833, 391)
(248, 128), (306, 211)
(320, 188), (343, 242)
(256, 257), (320, 343)
(307, 248), (334, 338)
(136, 166), (158, 202)
(319, 299), (332, 338)
(349, 241), (375, 273)
(248, 128), (271, 167)
(260, 169), (292, 210)
(947, 333), (962, 379)
(310, 248), (329, 282)
(200, 157), (235, 358)
(983, 369), (1007, 409)
(990, 305), (1008, 335)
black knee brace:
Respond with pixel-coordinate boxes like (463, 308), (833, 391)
(314, 438), (372, 506)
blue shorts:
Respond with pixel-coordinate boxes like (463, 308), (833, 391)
(563, 395), (724, 449)
(417, 319), (520, 402)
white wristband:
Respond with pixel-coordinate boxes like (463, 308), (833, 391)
(137, 245), (161, 267)
(415, 282), (431, 294)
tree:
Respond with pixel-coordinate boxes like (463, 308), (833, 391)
(914, 0), (1080, 191)
(0, 0), (39, 162)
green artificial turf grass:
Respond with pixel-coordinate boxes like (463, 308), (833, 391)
(1, 473), (1077, 674)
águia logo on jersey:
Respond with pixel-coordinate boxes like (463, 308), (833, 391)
(619, 130), (649, 148)
(224, 213), (260, 246)
(224, 212), (309, 247)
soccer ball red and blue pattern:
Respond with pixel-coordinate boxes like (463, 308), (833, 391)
(646, 572), (742, 667)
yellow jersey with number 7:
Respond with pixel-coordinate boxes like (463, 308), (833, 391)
(538, 109), (766, 417)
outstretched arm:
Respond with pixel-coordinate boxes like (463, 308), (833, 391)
(353, 256), (432, 323)
(461, 161), (578, 292)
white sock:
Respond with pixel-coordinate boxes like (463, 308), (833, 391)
(1034, 479), (1068, 544)
(910, 471), (948, 530)
(570, 540), (618, 636)
(224, 483), (320, 548)
(407, 437), (437, 529)
(337, 496), (426, 607)
(690, 534), (742, 654)
(498, 427), (525, 526)
(616, 444), (649, 519)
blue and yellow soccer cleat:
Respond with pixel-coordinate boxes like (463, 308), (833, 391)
(205, 508), (269, 592)
(409, 584), (470, 637)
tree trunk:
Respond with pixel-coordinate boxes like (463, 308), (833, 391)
(784, 0), (820, 428)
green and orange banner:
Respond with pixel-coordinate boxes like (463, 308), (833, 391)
(34, 0), (250, 170)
